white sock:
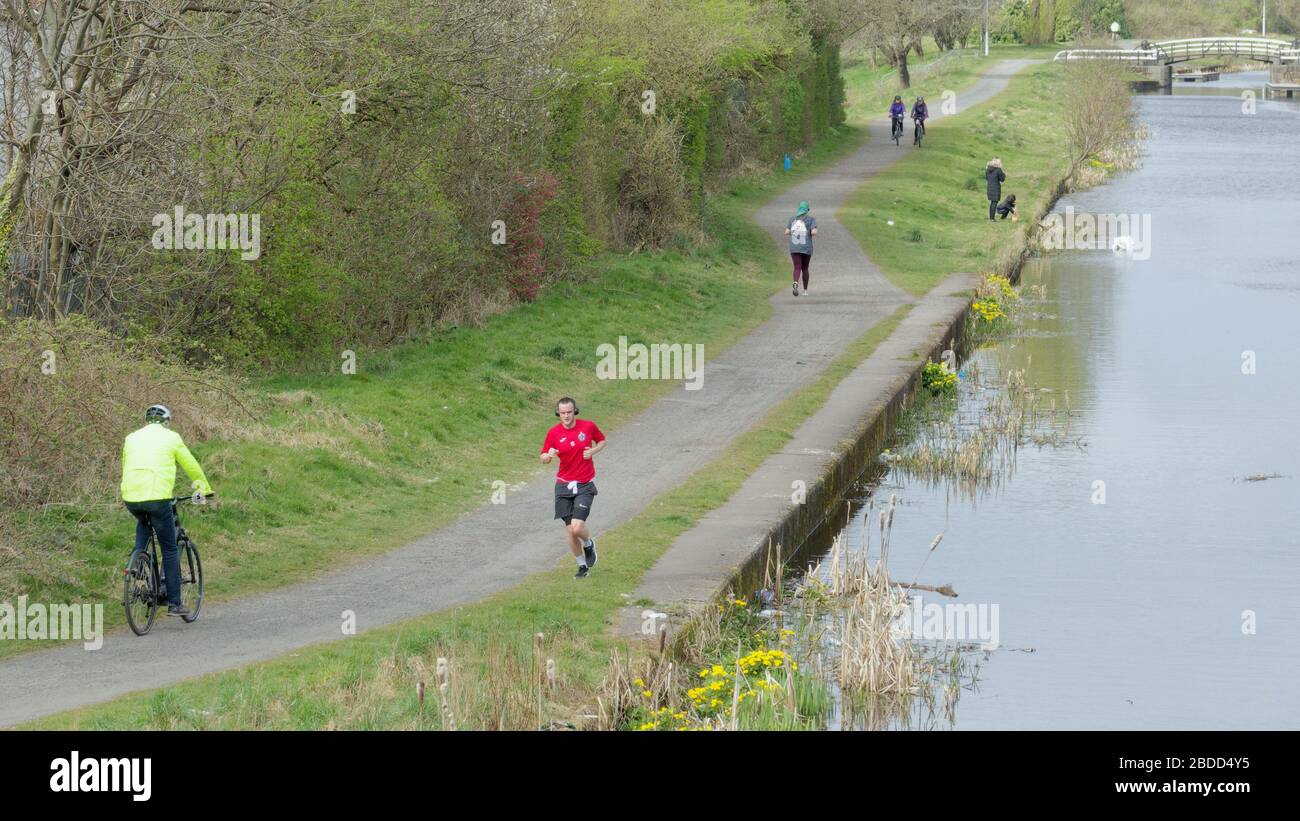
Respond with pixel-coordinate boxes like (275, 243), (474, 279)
(584, 537), (594, 548)
(575, 554), (587, 567)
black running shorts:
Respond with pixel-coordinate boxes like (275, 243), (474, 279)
(554, 480), (598, 524)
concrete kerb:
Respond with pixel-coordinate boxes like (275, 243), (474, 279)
(616, 270), (979, 643)
(617, 123), (1084, 651)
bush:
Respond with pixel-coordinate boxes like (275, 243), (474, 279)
(609, 117), (693, 249)
(921, 361), (958, 395)
(0, 317), (248, 510)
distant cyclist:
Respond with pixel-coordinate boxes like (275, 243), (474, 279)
(120, 405), (213, 617)
(911, 96), (929, 145)
(540, 397), (606, 578)
(783, 200), (817, 296)
(889, 95), (906, 141)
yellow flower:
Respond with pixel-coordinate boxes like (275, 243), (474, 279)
(638, 722), (656, 731)
(641, 690), (653, 698)
(633, 678), (645, 688)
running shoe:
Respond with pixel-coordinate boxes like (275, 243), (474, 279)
(792, 281), (799, 297)
(583, 538), (598, 568)
(574, 564), (589, 579)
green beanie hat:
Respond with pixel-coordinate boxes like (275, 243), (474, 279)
(796, 201), (810, 215)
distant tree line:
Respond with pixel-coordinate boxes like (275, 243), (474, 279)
(0, 0), (851, 365)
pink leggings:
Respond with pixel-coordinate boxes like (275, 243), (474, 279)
(791, 253), (811, 288)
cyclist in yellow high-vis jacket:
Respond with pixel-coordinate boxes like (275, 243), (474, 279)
(121, 405), (213, 616)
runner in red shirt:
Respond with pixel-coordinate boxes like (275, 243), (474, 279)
(540, 397), (607, 578)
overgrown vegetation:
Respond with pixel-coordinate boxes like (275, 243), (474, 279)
(1128, 0), (1300, 38)
(1, 0), (848, 366)
(993, 0), (1132, 43)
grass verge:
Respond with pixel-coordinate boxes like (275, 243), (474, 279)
(27, 304), (911, 729)
(0, 113), (871, 660)
(839, 61), (1071, 296)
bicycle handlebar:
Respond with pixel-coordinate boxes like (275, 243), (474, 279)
(173, 493), (215, 503)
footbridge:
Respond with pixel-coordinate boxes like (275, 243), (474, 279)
(1054, 37), (1300, 94)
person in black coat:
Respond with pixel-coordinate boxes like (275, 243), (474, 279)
(985, 158), (1005, 220)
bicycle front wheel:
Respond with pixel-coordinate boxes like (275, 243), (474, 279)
(178, 537), (204, 623)
(123, 549), (159, 636)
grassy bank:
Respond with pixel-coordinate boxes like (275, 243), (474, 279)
(3, 38), (1012, 658)
(1, 116), (870, 660)
(839, 60), (1071, 296)
(844, 43), (1064, 123)
(28, 304), (911, 729)
(21, 47), (1056, 730)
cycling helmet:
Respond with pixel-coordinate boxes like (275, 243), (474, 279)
(145, 404), (172, 423)
(894, 95), (902, 102)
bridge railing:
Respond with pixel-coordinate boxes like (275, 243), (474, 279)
(1056, 37), (1300, 65)
(1153, 37), (1289, 63)
(1053, 49), (1161, 63)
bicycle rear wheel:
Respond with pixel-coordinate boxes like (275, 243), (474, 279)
(178, 536), (204, 622)
(123, 549), (159, 636)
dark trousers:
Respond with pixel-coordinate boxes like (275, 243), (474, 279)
(791, 253), (811, 288)
(988, 197), (998, 220)
(125, 500), (181, 605)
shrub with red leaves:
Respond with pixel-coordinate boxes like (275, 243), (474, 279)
(505, 171), (560, 303)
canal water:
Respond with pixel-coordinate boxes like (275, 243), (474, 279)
(811, 71), (1300, 729)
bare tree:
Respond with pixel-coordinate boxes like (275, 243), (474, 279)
(0, 0), (560, 327)
(846, 0), (948, 88)
(1062, 58), (1135, 180)
(0, 1), (304, 319)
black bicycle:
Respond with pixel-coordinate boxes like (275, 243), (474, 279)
(123, 494), (210, 635)
(913, 117), (926, 147)
(891, 115), (904, 145)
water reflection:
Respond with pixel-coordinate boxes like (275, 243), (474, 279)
(800, 75), (1300, 729)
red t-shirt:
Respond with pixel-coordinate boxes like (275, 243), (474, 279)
(540, 419), (605, 484)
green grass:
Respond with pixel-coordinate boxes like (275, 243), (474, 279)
(0, 94), (874, 661)
(27, 56), (1058, 669)
(28, 303), (911, 729)
(843, 44), (1065, 125)
(839, 61), (1070, 296)
(17, 47), (1060, 728)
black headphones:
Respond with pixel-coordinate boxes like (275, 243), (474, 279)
(554, 400), (580, 417)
